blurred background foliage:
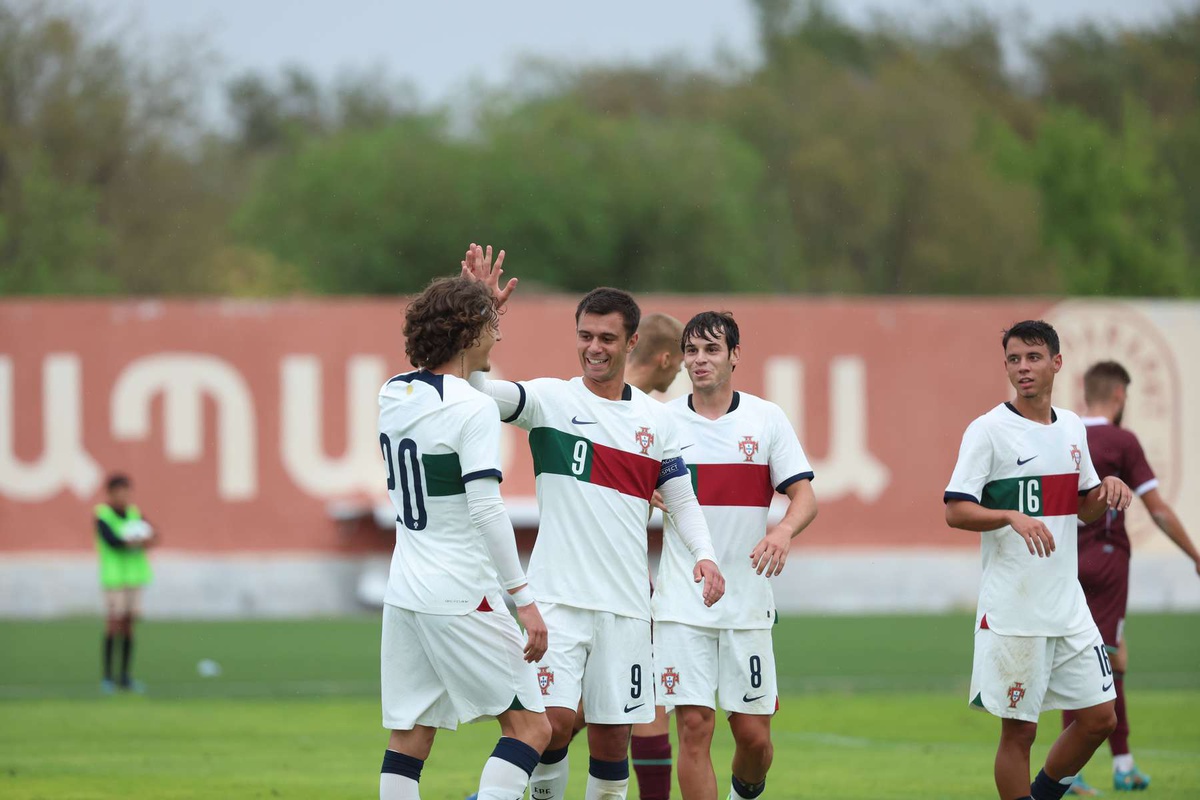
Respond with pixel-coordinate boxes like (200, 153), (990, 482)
(1, 0), (1198, 296)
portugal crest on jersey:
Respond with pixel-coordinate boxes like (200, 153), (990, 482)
(1007, 681), (1026, 709)
(537, 667), (554, 695)
(660, 667), (680, 695)
(1070, 444), (1082, 472)
(739, 435), (760, 462)
(635, 426), (655, 455)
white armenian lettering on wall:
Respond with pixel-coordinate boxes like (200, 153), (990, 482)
(0, 354), (885, 503)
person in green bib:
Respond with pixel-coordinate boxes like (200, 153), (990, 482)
(95, 473), (157, 693)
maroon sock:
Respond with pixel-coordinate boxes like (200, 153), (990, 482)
(630, 733), (672, 800)
(1109, 675), (1130, 756)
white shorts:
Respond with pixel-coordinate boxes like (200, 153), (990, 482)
(969, 625), (1118, 722)
(653, 621), (777, 716)
(536, 603), (653, 725)
(381, 603), (544, 731)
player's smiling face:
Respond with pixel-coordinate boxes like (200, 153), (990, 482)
(684, 331), (739, 392)
(577, 312), (635, 384)
(1004, 338), (1061, 399)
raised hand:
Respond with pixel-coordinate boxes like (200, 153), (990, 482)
(460, 243), (517, 309)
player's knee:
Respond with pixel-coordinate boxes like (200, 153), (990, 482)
(676, 708), (715, 749)
(510, 711), (552, 753)
(734, 726), (773, 764)
(1087, 707), (1118, 739)
(546, 709), (577, 747)
(1000, 720), (1037, 750)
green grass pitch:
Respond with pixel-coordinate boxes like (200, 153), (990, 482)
(1, 614), (1197, 799)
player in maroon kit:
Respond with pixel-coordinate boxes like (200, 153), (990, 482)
(1065, 362), (1200, 795)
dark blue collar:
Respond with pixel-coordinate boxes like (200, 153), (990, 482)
(687, 391), (739, 415)
(389, 370), (445, 400)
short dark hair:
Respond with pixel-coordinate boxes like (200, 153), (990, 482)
(404, 277), (499, 369)
(106, 473), (131, 492)
(1002, 319), (1060, 357)
(575, 288), (640, 339)
(1084, 360), (1132, 404)
(681, 311), (740, 353)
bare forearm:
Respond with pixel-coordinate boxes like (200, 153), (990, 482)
(946, 501), (1013, 532)
(1153, 508), (1200, 564)
(1077, 487), (1107, 523)
(780, 491), (817, 539)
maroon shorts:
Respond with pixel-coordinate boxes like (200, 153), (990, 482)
(1077, 543), (1130, 648)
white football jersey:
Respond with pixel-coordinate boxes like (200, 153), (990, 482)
(944, 403), (1102, 637)
(507, 377), (686, 621)
(653, 392), (814, 630)
(379, 371), (505, 615)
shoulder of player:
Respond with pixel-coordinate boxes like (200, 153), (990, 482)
(379, 369), (418, 396)
(733, 391), (784, 417)
(1053, 406), (1083, 426)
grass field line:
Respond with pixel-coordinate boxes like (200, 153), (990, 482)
(780, 731), (1200, 760)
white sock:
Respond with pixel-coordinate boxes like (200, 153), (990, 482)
(1113, 753), (1135, 773)
(530, 753), (570, 800)
(584, 775), (629, 800)
(477, 755), (532, 800)
(380, 773), (419, 800)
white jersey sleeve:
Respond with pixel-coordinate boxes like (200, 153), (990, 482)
(944, 417), (994, 505)
(767, 404), (814, 491)
(458, 401), (504, 483)
(1076, 426), (1102, 495)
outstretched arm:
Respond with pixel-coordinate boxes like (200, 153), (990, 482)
(467, 372), (525, 422)
(1142, 489), (1200, 577)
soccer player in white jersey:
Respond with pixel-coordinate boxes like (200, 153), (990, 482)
(377, 275), (551, 800)
(653, 311), (818, 800)
(944, 320), (1133, 800)
(461, 244), (725, 800)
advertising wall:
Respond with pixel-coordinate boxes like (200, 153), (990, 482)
(2, 297), (1196, 616)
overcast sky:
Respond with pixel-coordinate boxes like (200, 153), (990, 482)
(87, 0), (1184, 111)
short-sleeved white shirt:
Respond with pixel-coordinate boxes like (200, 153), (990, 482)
(944, 403), (1102, 637)
(508, 377), (685, 622)
(379, 371), (505, 615)
(653, 392), (814, 630)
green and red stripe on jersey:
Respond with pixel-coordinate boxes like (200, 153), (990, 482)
(980, 473), (1081, 517)
(529, 427), (660, 501)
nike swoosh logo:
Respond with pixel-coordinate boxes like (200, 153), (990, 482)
(1102, 682), (1113, 692)
(1017, 455), (1038, 466)
(680, 444), (694, 450)
(623, 703), (645, 713)
(571, 416), (597, 425)
(742, 693), (765, 703)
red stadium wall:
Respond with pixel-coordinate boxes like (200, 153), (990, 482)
(0, 297), (1193, 558)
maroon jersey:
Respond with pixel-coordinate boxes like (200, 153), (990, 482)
(1078, 418), (1157, 558)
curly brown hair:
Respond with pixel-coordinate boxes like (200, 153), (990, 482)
(404, 277), (499, 369)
